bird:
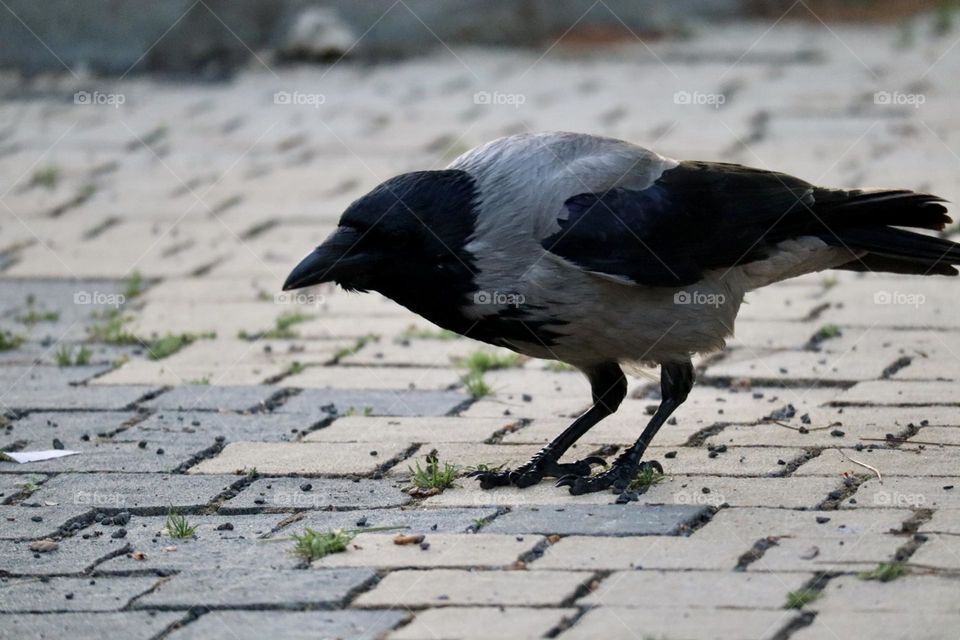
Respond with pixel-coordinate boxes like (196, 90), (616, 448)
(283, 131), (958, 495)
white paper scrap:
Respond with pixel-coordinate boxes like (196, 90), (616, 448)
(3, 450), (80, 464)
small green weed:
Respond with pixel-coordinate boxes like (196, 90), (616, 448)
(165, 510), (197, 538)
(462, 370), (492, 399)
(55, 345), (93, 366)
(860, 562), (910, 582)
(409, 455), (460, 491)
(292, 528), (355, 561)
(785, 589), (819, 609)
(0, 332), (25, 351)
(457, 350), (521, 373)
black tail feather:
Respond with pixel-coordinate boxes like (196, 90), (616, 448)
(817, 189), (959, 276)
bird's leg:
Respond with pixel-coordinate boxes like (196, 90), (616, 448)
(557, 361), (694, 495)
(471, 363), (626, 489)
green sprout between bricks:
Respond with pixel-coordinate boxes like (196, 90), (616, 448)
(785, 589), (819, 609)
(165, 509), (197, 538)
(409, 455), (460, 491)
(289, 526), (404, 561)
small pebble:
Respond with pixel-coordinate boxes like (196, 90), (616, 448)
(355, 516), (368, 527)
(664, 451), (677, 459)
(111, 528), (127, 539)
(830, 429), (845, 438)
(521, 394), (533, 402)
(31, 515), (43, 523)
(156, 448), (164, 455)
(64, 593), (74, 600)
(216, 523), (234, 531)
(52, 438), (64, 450)
(137, 441), (147, 449)
(299, 483), (312, 492)
(816, 516), (830, 524)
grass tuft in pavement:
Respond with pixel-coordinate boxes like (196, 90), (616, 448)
(165, 510), (197, 538)
(785, 588), (819, 609)
(55, 345), (92, 366)
(292, 528), (355, 561)
(860, 562), (910, 582)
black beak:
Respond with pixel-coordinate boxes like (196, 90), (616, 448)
(282, 227), (367, 291)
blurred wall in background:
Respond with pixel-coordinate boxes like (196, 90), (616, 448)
(0, 0), (747, 76)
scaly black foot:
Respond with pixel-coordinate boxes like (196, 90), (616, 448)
(469, 452), (607, 489)
(556, 459), (663, 495)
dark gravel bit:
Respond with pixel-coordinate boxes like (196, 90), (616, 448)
(299, 483), (312, 492)
(52, 438), (64, 450)
(156, 448), (165, 455)
(708, 451), (719, 458)
(191, 420), (201, 426)
(419, 542), (430, 550)
(521, 394), (533, 402)
(137, 441), (147, 449)
(830, 429), (845, 438)
(80, 434), (90, 441)
(369, 450), (378, 457)
(253, 498), (265, 505)
(816, 516), (830, 524)
(355, 516), (368, 527)
(31, 515), (43, 522)
(111, 528), (127, 539)
(216, 523), (234, 531)
(65, 593), (74, 600)
(800, 414), (811, 424)
(798, 426), (809, 434)
(777, 459), (786, 466)
(102, 512), (131, 526)
(664, 451), (677, 459)
(701, 487), (711, 494)
(944, 485), (954, 491)
(615, 491), (639, 504)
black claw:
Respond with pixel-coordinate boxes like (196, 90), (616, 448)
(559, 459), (665, 495)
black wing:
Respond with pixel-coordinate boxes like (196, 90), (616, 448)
(541, 160), (954, 286)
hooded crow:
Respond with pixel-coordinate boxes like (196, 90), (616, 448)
(284, 131), (957, 494)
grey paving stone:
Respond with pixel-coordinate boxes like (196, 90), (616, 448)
(0, 411), (138, 449)
(96, 514), (298, 573)
(221, 477), (410, 512)
(16, 441), (208, 473)
(166, 610), (406, 640)
(484, 504), (711, 536)
(140, 385), (280, 412)
(0, 576), (159, 612)
(278, 388), (468, 417)
(0, 505), (92, 540)
(0, 611), (182, 640)
(109, 514), (284, 542)
(30, 473), (234, 512)
(1, 383), (155, 411)
(0, 535), (129, 576)
(0, 473), (47, 502)
(133, 568), (374, 608)
(127, 411), (321, 445)
(288, 506), (501, 535)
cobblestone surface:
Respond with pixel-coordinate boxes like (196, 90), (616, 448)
(2, 9), (960, 640)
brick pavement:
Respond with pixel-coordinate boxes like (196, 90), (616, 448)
(2, 12), (960, 640)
